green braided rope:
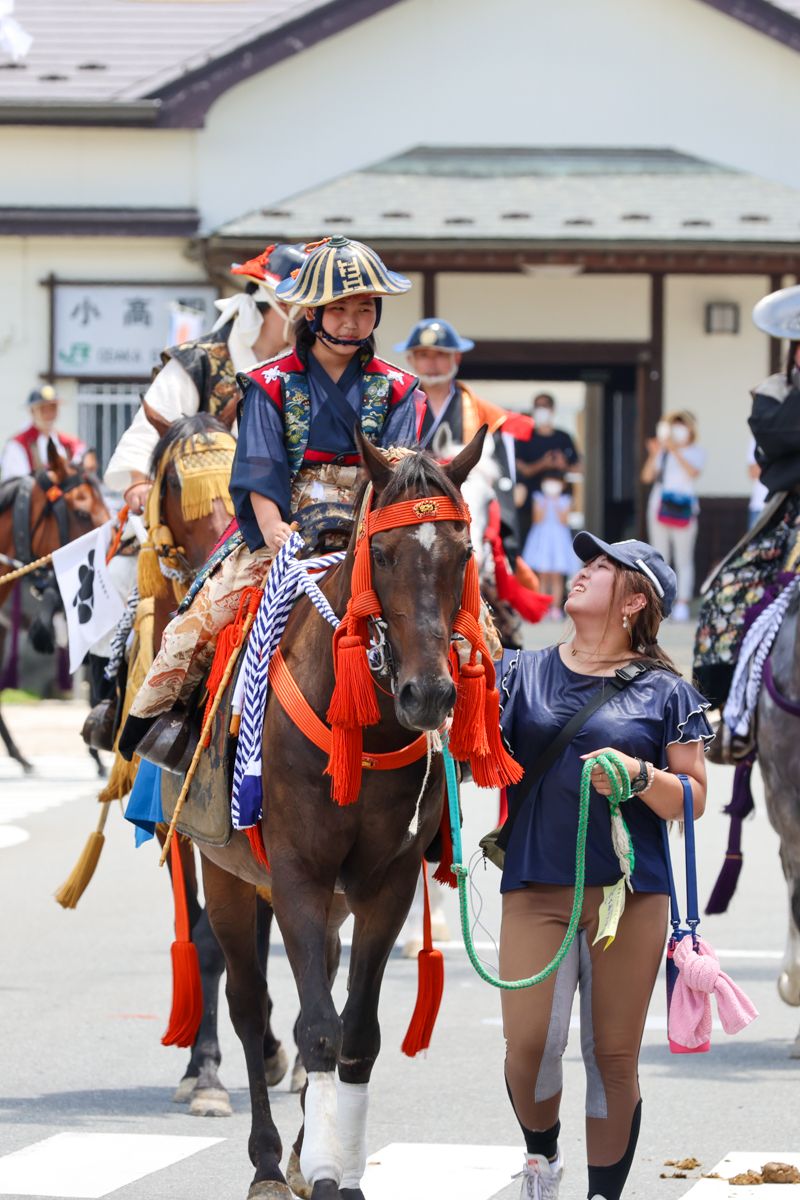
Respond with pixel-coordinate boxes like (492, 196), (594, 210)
(445, 746), (631, 990)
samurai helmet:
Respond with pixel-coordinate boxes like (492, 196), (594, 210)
(752, 284), (800, 339)
(275, 236), (411, 307)
(395, 318), (474, 354)
(230, 243), (307, 301)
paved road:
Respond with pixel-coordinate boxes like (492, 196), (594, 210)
(0, 676), (798, 1200)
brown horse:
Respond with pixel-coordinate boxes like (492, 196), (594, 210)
(0, 443), (109, 765)
(198, 428), (487, 1199)
(131, 406), (293, 1116)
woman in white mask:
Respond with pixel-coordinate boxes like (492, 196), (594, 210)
(641, 411), (705, 621)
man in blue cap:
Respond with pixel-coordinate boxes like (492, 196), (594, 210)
(1, 384), (85, 481)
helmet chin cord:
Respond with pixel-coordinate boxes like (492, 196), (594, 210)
(309, 297), (382, 347)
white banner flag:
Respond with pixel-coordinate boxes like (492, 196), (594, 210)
(52, 521), (126, 674)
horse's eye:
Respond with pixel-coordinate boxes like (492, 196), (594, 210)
(372, 546), (389, 569)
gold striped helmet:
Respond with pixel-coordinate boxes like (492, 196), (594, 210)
(275, 236), (412, 306)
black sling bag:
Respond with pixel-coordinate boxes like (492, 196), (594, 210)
(480, 659), (651, 869)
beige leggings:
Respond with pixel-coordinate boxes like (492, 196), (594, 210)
(500, 883), (667, 1166)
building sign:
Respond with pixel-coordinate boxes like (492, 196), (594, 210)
(51, 281), (218, 380)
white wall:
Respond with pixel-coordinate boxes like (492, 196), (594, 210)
(0, 237), (205, 444)
(436, 273), (650, 341)
(0, 127), (197, 209)
(663, 275), (771, 498)
(196, 0), (800, 230)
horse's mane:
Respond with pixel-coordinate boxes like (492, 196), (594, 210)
(0, 477), (20, 514)
(374, 449), (462, 509)
(149, 412), (230, 477)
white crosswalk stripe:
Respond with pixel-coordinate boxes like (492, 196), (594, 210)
(0, 1132), (224, 1198)
(362, 1143), (520, 1200)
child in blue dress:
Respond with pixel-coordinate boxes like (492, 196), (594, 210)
(522, 472), (580, 618)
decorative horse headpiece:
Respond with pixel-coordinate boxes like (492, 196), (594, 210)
(325, 484), (523, 805)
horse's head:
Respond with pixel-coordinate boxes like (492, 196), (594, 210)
(145, 406), (236, 573)
(356, 426), (487, 731)
(45, 440), (110, 535)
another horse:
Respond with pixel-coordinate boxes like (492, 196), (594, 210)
(198, 429), (489, 1199)
(124, 406), (293, 1116)
(0, 444), (109, 767)
(755, 590), (800, 1056)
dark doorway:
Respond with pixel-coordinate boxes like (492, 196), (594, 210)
(461, 350), (642, 542)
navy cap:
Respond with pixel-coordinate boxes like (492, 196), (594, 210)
(572, 532), (677, 617)
(27, 384), (59, 407)
(395, 318), (474, 354)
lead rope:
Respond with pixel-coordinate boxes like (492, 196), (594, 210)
(444, 744), (632, 990)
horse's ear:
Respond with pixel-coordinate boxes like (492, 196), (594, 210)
(355, 427), (393, 494)
(46, 439), (67, 481)
(431, 424), (455, 463)
(445, 424), (488, 491)
(141, 395), (172, 439)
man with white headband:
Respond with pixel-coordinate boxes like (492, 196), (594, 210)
(103, 243), (305, 511)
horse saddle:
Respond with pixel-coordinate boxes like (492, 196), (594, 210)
(158, 664), (241, 847)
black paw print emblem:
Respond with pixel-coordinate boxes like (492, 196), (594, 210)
(73, 549), (95, 625)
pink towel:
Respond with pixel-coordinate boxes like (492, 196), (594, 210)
(668, 936), (759, 1050)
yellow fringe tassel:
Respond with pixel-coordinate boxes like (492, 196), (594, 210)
(176, 468), (234, 523)
(55, 801), (112, 909)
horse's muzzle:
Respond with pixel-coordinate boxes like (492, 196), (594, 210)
(395, 674), (456, 731)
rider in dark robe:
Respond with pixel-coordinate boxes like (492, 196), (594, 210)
(694, 284), (800, 718)
(125, 237), (422, 726)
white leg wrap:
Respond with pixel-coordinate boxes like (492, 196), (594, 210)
(300, 1071), (343, 1186)
(337, 1078), (369, 1189)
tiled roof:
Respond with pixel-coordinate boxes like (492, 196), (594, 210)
(214, 146), (800, 246)
(0, 0), (399, 115)
(697, 0), (800, 52)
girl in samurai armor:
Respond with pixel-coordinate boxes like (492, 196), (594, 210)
(693, 284), (800, 720)
(122, 237), (422, 739)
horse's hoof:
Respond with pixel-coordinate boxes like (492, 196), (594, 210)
(290, 1055), (307, 1094)
(778, 971), (800, 1007)
(265, 1043), (289, 1087)
(247, 1183), (293, 1199)
(286, 1149), (312, 1199)
(189, 1086), (233, 1117)
(172, 1076), (197, 1103)
(19, 759), (34, 775)
(790, 1038), (800, 1060)
(339, 1190), (365, 1199)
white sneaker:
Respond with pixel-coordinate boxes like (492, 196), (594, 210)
(671, 601), (690, 622)
(519, 1150), (563, 1198)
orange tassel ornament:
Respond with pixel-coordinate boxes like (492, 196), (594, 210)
(402, 861), (445, 1056)
(161, 836), (203, 1048)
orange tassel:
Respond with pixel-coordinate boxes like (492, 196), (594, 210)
(327, 630), (381, 728)
(471, 688), (524, 789)
(162, 837), (203, 1048)
(325, 723), (363, 806)
(401, 862), (445, 1056)
(449, 658), (488, 761)
(245, 824), (270, 871)
(432, 795), (456, 889)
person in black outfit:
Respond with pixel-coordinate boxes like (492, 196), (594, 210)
(515, 392), (581, 544)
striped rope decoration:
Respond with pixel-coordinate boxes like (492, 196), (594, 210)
(723, 575), (800, 738)
(231, 532), (344, 829)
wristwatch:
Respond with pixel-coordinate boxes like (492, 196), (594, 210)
(630, 757), (649, 795)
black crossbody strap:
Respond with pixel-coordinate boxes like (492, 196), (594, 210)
(496, 659), (651, 853)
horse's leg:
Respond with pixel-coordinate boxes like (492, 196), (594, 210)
(256, 894), (289, 1087)
(201, 853), (289, 1198)
(273, 869), (345, 1200)
(336, 861), (422, 1200)
(87, 746), (107, 778)
(187, 905), (232, 1117)
(0, 704), (33, 773)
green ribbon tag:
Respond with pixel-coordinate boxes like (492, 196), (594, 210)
(593, 877), (627, 950)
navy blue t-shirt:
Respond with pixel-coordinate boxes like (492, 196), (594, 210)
(498, 646), (713, 894)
